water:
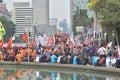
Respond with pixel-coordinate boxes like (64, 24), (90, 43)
(0, 67), (119, 80)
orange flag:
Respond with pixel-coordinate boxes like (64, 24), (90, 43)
(7, 36), (12, 48)
(23, 32), (28, 43)
(0, 38), (4, 48)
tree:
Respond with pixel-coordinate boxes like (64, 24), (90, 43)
(72, 8), (92, 35)
(88, 0), (120, 45)
(14, 34), (23, 43)
(0, 16), (15, 43)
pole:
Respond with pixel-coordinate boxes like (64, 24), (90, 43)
(26, 16), (32, 62)
(28, 33), (30, 62)
(28, 17), (30, 62)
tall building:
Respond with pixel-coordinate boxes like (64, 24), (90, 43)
(32, 0), (49, 25)
(59, 19), (68, 33)
(49, 18), (58, 27)
(0, 3), (11, 20)
(69, 0), (77, 33)
(38, 25), (57, 37)
(12, 2), (34, 37)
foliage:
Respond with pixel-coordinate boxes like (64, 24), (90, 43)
(88, 0), (97, 9)
(72, 8), (92, 35)
(0, 16), (15, 43)
(14, 34), (23, 43)
(88, 0), (120, 45)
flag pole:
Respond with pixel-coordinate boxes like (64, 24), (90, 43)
(25, 16), (32, 62)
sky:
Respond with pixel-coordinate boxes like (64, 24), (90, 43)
(3, 0), (70, 27)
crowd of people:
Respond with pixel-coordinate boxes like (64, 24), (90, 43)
(0, 33), (120, 68)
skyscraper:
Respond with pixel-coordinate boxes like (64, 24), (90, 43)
(70, 0), (77, 33)
(32, 0), (49, 25)
(12, 2), (34, 36)
(59, 19), (68, 33)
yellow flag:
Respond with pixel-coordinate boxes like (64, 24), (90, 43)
(0, 21), (6, 41)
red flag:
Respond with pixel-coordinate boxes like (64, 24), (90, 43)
(0, 38), (4, 48)
(23, 32), (28, 43)
(7, 36), (12, 48)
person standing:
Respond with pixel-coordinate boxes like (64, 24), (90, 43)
(97, 44), (107, 57)
(51, 54), (57, 63)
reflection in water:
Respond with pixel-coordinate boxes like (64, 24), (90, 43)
(0, 68), (119, 80)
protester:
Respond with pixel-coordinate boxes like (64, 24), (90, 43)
(0, 33), (119, 68)
(0, 51), (4, 62)
(51, 54), (57, 63)
(97, 44), (107, 57)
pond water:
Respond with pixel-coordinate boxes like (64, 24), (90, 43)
(0, 66), (119, 80)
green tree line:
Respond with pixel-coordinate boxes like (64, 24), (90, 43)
(72, 8), (93, 36)
(88, 0), (120, 46)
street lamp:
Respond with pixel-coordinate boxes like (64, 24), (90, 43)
(25, 16), (32, 62)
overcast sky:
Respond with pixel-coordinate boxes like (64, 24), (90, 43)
(3, 0), (70, 26)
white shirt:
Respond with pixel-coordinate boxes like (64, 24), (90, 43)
(57, 56), (62, 63)
(97, 47), (107, 55)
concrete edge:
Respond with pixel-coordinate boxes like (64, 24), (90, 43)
(0, 62), (120, 75)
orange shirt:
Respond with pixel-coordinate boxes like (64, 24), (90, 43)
(31, 51), (36, 59)
(0, 54), (4, 62)
(20, 49), (26, 57)
(26, 48), (32, 54)
(16, 54), (22, 62)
